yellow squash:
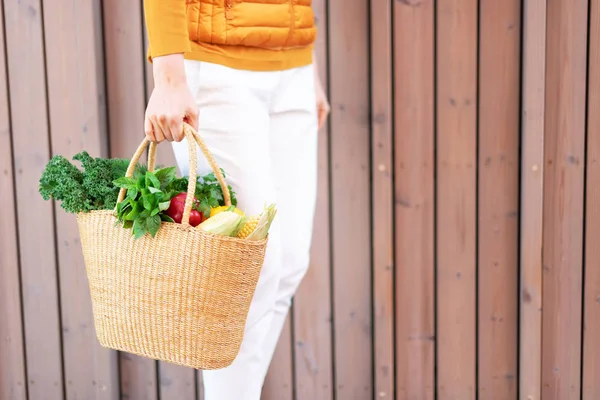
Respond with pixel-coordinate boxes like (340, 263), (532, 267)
(210, 205), (245, 218)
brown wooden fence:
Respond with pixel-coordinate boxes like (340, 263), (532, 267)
(0, 0), (598, 399)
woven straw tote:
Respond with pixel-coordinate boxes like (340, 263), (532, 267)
(76, 124), (267, 370)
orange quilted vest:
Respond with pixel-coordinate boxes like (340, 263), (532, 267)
(187, 0), (317, 50)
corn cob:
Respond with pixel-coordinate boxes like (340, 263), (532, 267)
(199, 211), (245, 237)
(237, 204), (277, 240)
(236, 215), (260, 239)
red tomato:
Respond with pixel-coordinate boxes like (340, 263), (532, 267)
(189, 210), (203, 227)
(165, 193), (201, 225)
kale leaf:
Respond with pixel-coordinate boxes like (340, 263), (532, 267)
(39, 151), (145, 214)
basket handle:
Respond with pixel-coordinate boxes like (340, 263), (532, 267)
(115, 123), (231, 226)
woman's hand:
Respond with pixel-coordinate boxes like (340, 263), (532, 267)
(145, 54), (198, 142)
(313, 53), (330, 130)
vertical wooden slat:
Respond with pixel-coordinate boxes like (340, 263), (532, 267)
(0, 1), (27, 398)
(102, 1), (159, 398)
(371, 0), (394, 398)
(542, 0), (588, 398)
(158, 363), (196, 400)
(393, 1), (436, 399)
(329, 0), (373, 396)
(292, 1), (334, 399)
(263, 316), (294, 399)
(519, 0), (547, 398)
(103, 0), (147, 157)
(436, 0), (478, 398)
(3, 0), (65, 398)
(42, 1), (119, 398)
(477, 0), (521, 398)
(583, 1), (600, 397)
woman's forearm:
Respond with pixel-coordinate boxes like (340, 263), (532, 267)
(153, 54), (187, 87)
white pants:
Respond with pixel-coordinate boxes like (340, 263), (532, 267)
(172, 60), (318, 400)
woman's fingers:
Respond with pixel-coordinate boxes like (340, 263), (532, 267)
(144, 116), (156, 142)
(186, 106), (200, 132)
(150, 116), (166, 142)
(157, 114), (175, 142)
(169, 115), (184, 142)
(317, 100), (330, 130)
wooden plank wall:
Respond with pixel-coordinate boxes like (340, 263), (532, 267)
(1, 0), (600, 399)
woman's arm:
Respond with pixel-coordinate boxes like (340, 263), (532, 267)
(143, 1), (197, 142)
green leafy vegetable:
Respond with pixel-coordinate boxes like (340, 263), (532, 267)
(166, 169), (238, 218)
(39, 155), (87, 214)
(40, 149), (239, 241)
(114, 166), (180, 239)
(39, 151), (146, 214)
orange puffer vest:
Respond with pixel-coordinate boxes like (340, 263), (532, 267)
(186, 0), (317, 50)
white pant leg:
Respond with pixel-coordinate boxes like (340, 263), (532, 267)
(172, 60), (283, 400)
(257, 64), (319, 383)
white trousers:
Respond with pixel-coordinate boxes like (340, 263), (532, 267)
(172, 60), (318, 400)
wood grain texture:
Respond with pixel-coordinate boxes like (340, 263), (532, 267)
(0, 1), (27, 398)
(328, 0), (373, 396)
(582, 0), (600, 398)
(119, 352), (158, 400)
(291, 0), (334, 398)
(42, 1), (119, 398)
(541, 0), (588, 398)
(102, 1), (159, 398)
(371, 0), (395, 398)
(3, 0), (64, 398)
(393, 1), (435, 399)
(263, 315), (294, 400)
(436, 0), (478, 398)
(103, 0), (147, 158)
(519, 1), (547, 399)
(477, 0), (521, 398)
(3, 0), (600, 397)
(158, 363), (196, 400)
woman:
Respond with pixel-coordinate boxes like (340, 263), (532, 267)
(142, 1), (329, 399)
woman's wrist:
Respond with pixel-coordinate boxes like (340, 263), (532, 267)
(153, 53), (187, 87)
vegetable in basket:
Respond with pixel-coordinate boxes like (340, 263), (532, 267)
(113, 166), (180, 238)
(168, 170), (239, 219)
(199, 211), (246, 236)
(210, 205), (245, 218)
(113, 166), (237, 238)
(39, 151), (147, 213)
(39, 150), (279, 240)
(165, 192), (204, 227)
(236, 204), (277, 240)
(199, 204), (276, 239)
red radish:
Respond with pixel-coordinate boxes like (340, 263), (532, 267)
(165, 193), (204, 226)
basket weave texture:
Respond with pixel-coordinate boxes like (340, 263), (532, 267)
(76, 124), (267, 370)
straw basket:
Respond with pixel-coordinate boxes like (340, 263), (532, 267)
(76, 124), (267, 370)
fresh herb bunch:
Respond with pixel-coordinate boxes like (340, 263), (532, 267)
(198, 170), (238, 217)
(169, 169), (238, 218)
(39, 151), (147, 213)
(114, 167), (178, 238)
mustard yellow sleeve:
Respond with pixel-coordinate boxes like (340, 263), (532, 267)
(144, 0), (191, 60)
